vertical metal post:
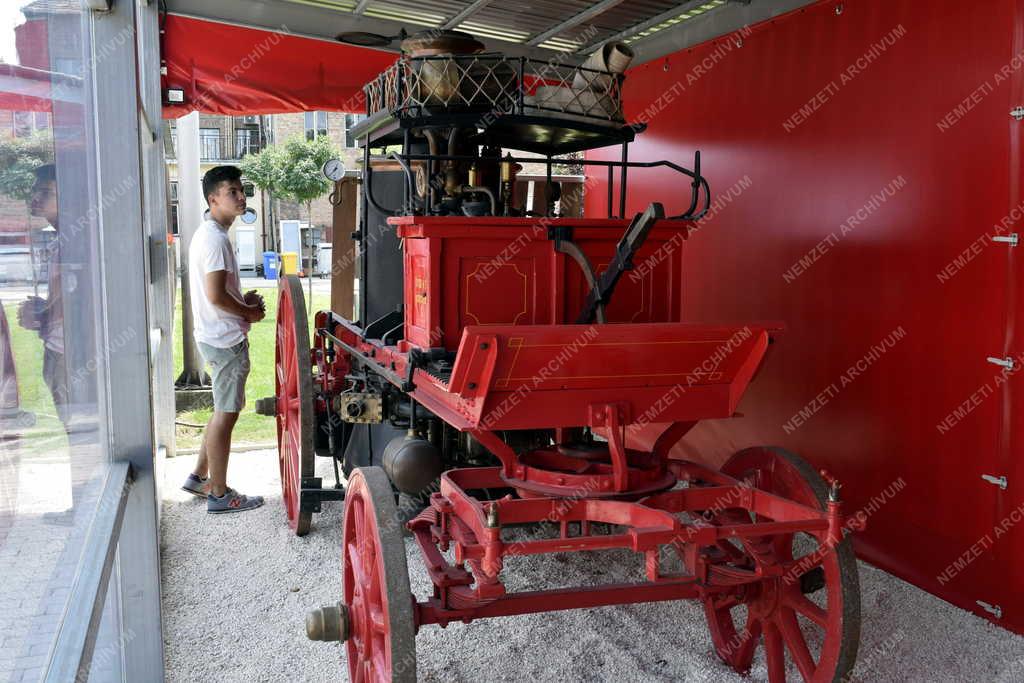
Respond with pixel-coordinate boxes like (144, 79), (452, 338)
(517, 57), (525, 114)
(619, 142), (628, 219)
(87, 0), (164, 678)
(396, 59), (405, 112)
(360, 142), (370, 325)
(175, 111), (209, 386)
(606, 165), (613, 219)
(546, 156), (553, 217)
(403, 129), (412, 214)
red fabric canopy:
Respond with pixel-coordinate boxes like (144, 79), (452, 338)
(161, 15), (396, 118)
(0, 64), (57, 112)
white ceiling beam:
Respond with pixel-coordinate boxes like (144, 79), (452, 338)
(621, 0), (816, 66)
(442, 0), (494, 30)
(526, 0), (627, 47)
(575, 0), (708, 54)
(353, 0), (373, 14)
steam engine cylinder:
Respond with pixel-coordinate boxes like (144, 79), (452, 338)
(382, 433), (442, 494)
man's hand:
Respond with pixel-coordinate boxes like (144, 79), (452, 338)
(242, 290), (266, 323)
(243, 289), (265, 313)
(245, 304), (266, 323)
(17, 297), (45, 331)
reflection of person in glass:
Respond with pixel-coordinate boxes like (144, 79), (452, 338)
(0, 302), (34, 431)
(17, 164), (68, 430)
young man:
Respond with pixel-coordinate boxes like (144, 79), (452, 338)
(181, 165), (267, 513)
(19, 165), (65, 430)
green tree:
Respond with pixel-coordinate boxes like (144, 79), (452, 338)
(0, 132), (54, 200)
(277, 134), (337, 224)
(240, 133), (338, 310)
(240, 133), (337, 249)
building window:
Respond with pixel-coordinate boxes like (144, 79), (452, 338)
(12, 110), (47, 137)
(53, 57), (82, 77)
(169, 181), (179, 234)
(344, 114), (365, 148)
(200, 128), (221, 160)
(13, 111), (31, 137)
(234, 128), (260, 158)
(304, 111), (328, 140)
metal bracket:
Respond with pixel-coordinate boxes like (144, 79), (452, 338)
(992, 233), (1019, 247)
(977, 600), (1003, 619)
(334, 393), (384, 424)
(300, 477), (346, 512)
(1012, 106), (1024, 122)
(987, 356), (1016, 370)
(981, 474), (1008, 490)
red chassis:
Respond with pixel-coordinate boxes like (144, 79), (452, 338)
(281, 216), (861, 682)
(301, 308), (861, 682)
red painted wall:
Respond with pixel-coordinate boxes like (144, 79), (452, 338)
(587, 0), (1024, 632)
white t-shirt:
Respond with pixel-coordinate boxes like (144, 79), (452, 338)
(188, 219), (249, 348)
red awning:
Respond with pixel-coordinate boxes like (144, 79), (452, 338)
(161, 15), (396, 118)
(0, 64), (58, 112)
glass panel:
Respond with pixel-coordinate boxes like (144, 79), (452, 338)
(0, 3), (109, 681)
(303, 110), (314, 140)
(344, 113), (364, 148)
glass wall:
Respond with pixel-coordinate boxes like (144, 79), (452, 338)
(0, 2), (118, 680)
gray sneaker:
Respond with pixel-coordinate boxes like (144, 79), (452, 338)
(207, 488), (264, 514)
(181, 473), (209, 498)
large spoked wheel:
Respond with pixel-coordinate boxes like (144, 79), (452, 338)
(275, 275), (315, 536)
(342, 467), (417, 683)
(702, 447), (860, 683)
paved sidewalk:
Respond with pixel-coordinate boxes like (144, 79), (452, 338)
(0, 437), (102, 683)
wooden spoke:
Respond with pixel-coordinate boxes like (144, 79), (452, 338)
(777, 609), (816, 681)
(702, 447), (861, 682)
(787, 593), (829, 629)
(341, 468), (417, 683)
(274, 276), (314, 535)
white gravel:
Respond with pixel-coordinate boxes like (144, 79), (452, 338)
(161, 449), (1024, 682)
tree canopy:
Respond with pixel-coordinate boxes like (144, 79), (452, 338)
(0, 132), (54, 201)
(240, 133), (337, 205)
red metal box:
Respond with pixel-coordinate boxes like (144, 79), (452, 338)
(392, 216), (691, 350)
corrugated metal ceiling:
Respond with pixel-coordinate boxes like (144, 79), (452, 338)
(279, 0), (728, 54)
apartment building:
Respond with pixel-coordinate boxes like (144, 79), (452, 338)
(165, 111), (363, 273)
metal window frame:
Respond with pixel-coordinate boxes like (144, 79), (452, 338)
(41, 0), (169, 679)
(43, 463), (133, 683)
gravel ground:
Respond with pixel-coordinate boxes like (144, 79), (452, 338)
(161, 449), (1024, 682)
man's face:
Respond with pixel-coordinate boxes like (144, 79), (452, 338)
(29, 179), (57, 222)
(208, 179), (246, 217)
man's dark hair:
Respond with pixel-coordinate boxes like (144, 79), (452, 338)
(34, 164), (56, 183)
(202, 165), (242, 204)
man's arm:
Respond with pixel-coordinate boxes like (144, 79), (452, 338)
(205, 270), (264, 322)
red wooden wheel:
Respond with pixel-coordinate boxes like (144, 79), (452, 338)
(275, 275), (315, 536)
(702, 447), (860, 682)
(342, 467), (417, 683)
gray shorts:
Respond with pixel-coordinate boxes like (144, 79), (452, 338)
(198, 339), (250, 413)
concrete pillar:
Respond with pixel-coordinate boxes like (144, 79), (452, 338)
(174, 112), (210, 387)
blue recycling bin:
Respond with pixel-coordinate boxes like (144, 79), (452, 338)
(263, 251), (278, 281)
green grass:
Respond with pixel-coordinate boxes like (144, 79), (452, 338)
(3, 301), (68, 455)
(173, 285), (330, 449)
(3, 285), (329, 452)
